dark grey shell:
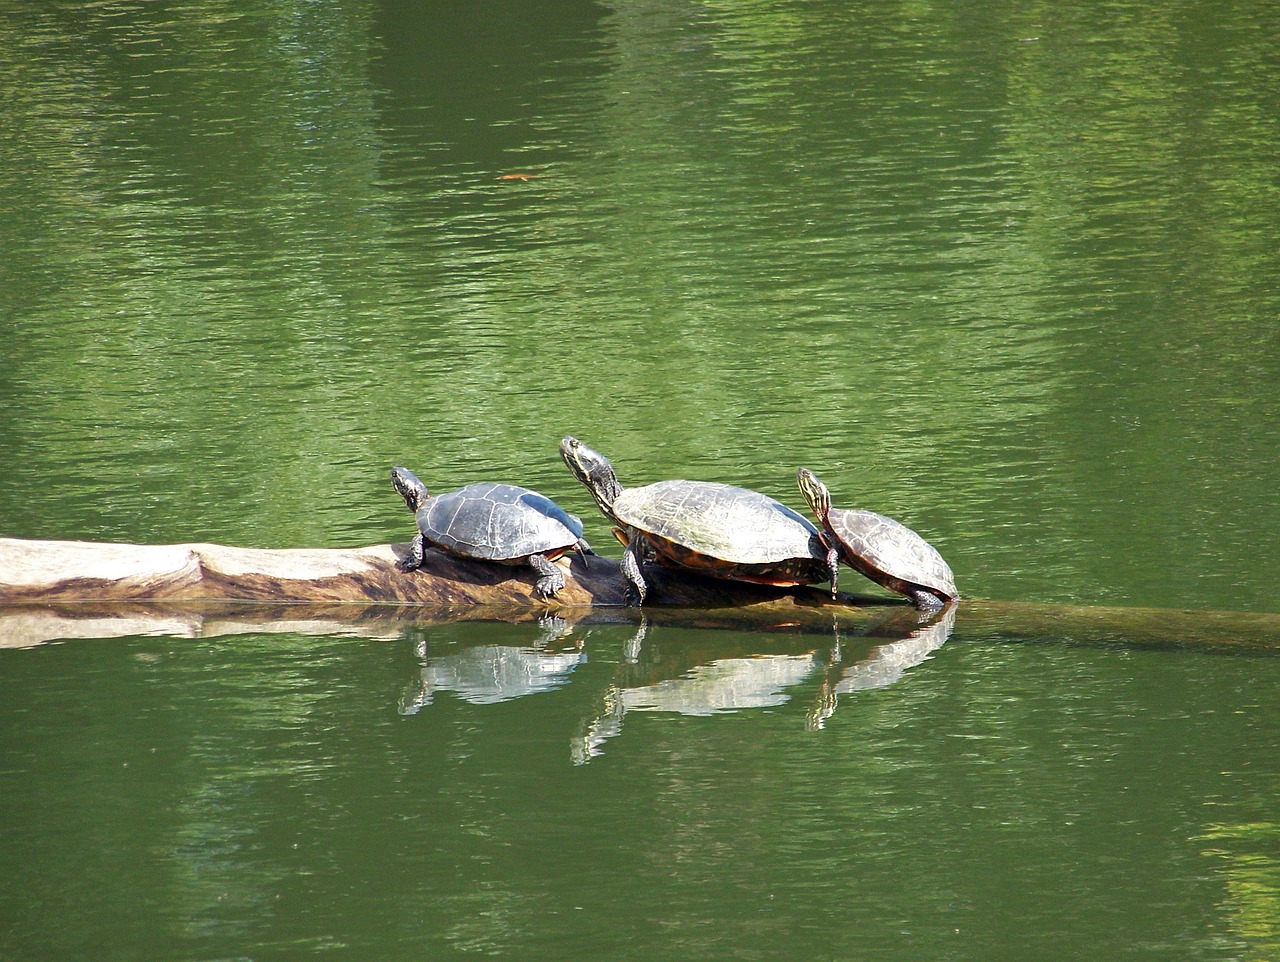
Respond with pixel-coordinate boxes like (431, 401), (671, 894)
(613, 480), (824, 568)
(827, 508), (957, 600)
(419, 482), (584, 562)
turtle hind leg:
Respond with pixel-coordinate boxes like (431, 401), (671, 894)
(910, 588), (946, 612)
(399, 533), (426, 572)
(620, 537), (648, 606)
(529, 553), (566, 598)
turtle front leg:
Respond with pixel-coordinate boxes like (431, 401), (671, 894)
(824, 543), (841, 600)
(399, 533), (426, 572)
(620, 534), (649, 606)
(529, 553), (566, 599)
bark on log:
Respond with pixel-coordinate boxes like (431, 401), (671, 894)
(2, 537), (1278, 653)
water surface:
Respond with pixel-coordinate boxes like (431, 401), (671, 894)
(2, 0), (1278, 958)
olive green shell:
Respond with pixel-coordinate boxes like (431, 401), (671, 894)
(613, 480), (827, 585)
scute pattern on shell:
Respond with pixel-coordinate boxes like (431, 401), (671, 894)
(829, 508), (956, 599)
(613, 480), (824, 566)
(421, 482), (584, 562)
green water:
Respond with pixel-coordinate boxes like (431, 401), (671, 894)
(2, 1), (1279, 959)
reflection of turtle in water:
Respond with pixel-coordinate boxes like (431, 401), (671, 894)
(797, 468), (957, 611)
(390, 467), (590, 599)
(559, 437), (827, 605)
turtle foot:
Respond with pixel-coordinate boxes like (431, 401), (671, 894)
(529, 554), (565, 599)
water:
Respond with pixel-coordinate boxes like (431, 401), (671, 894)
(3, 619), (1278, 959)
(2, 0), (1279, 959)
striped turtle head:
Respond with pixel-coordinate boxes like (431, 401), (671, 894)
(796, 467), (833, 527)
(559, 437), (623, 521)
(390, 466), (430, 513)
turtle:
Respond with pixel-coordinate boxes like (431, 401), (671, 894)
(559, 437), (828, 605)
(796, 467), (957, 611)
(390, 466), (590, 599)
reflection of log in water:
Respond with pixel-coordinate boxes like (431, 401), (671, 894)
(1, 537), (1279, 652)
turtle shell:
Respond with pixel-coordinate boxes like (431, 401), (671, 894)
(613, 480), (827, 585)
(419, 482), (584, 563)
(827, 508), (956, 601)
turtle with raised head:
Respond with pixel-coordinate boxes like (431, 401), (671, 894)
(559, 437), (827, 605)
(390, 467), (590, 599)
(797, 467), (957, 611)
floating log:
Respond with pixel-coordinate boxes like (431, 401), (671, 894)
(1, 537), (1278, 653)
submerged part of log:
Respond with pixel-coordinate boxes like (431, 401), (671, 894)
(2, 537), (1279, 652)
(0, 597), (935, 650)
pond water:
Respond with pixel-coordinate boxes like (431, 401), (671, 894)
(1, 1), (1278, 959)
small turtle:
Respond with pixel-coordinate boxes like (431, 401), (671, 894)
(560, 437), (827, 605)
(797, 467), (957, 611)
(390, 467), (590, 599)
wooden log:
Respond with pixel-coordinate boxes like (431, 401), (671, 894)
(0, 537), (588, 605)
(2, 537), (1279, 652)
(0, 536), (820, 607)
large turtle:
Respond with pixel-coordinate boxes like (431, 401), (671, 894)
(797, 467), (957, 611)
(390, 467), (590, 599)
(559, 437), (827, 605)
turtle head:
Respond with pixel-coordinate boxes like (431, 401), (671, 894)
(390, 466), (430, 513)
(796, 468), (832, 526)
(560, 436), (623, 518)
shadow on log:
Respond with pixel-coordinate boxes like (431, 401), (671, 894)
(2, 537), (1279, 653)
